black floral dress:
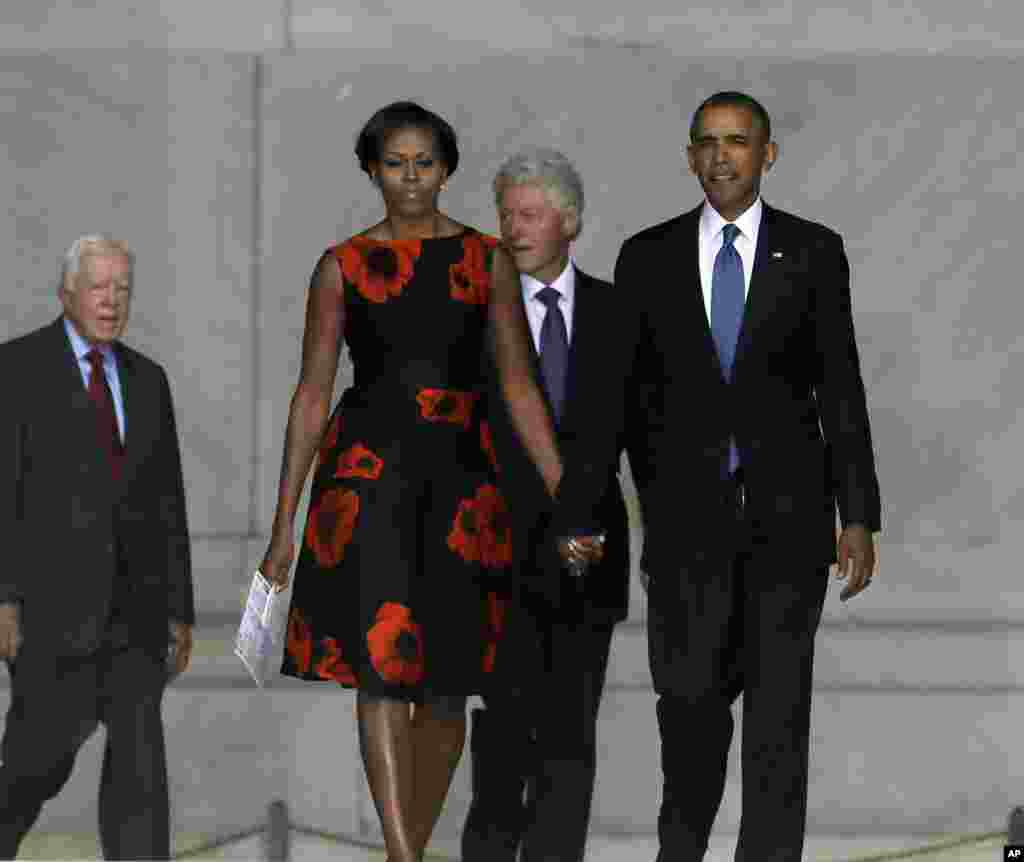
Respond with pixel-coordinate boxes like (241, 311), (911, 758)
(281, 229), (511, 700)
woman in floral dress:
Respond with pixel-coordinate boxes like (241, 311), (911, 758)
(257, 102), (564, 862)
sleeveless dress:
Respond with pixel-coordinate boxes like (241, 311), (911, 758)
(280, 229), (510, 701)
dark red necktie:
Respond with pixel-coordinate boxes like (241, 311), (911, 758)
(86, 349), (124, 480)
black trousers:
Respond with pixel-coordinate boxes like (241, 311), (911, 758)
(0, 641), (170, 860)
(649, 476), (828, 862)
(462, 604), (615, 862)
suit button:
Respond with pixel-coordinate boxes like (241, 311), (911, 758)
(107, 542), (116, 554)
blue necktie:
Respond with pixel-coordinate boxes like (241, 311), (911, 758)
(711, 223), (744, 473)
(537, 286), (569, 424)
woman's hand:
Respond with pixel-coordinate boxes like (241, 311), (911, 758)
(556, 534), (606, 568)
(260, 529), (295, 591)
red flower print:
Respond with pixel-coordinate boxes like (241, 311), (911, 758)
(305, 488), (360, 568)
(337, 236), (421, 304)
(479, 420), (500, 474)
(449, 235), (495, 305)
(448, 484), (513, 568)
(416, 388), (477, 430)
(481, 592), (506, 674)
(315, 637), (358, 685)
(335, 442), (384, 480)
(447, 499), (476, 563)
(477, 485), (513, 568)
(366, 602), (425, 685)
(285, 608), (313, 674)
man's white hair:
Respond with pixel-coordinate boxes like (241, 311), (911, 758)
(59, 235), (133, 294)
(493, 148), (585, 240)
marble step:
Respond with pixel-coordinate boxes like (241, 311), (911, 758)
(5, 616), (1022, 843)
(9, 680), (1021, 841)
(417, 682), (1023, 841)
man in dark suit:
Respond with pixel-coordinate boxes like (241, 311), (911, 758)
(0, 235), (194, 860)
(616, 92), (882, 860)
(462, 149), (635, 862)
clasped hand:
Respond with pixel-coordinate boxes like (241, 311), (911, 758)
(556, 534), (605, 571)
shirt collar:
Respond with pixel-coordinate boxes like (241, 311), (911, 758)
(700, 195), (763, 247)
(63, 316), (115, 365)
(521, 257), (575, 304)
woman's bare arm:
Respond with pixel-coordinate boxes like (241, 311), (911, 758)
(487, 245), (563, 498)
(262, 251), (346, 585)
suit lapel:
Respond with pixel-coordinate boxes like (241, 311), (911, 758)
(520, 281), (559, 427)
(48, 317), (153, 492)
(113, 342), (145, 486)
(43, 318), (120, 497)
(734, 203), (781, 374)
(525, 317), (545, 385)
(559, 267), (600, 434)
(678, 208), (727, 381)
(49, 316), (99, 431)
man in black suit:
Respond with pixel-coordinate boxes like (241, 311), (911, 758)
(616, 92), (882, 860)
(462, 149), (635, 862)
(0, 235), (194, 860)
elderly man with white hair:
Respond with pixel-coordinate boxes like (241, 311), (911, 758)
(461, 150), (640, 862)
(0, 235), (194, 860)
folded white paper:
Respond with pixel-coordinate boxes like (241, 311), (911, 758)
(234, 570), (286, 687)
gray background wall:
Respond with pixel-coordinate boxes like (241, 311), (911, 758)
(1, 0), (1022, 852)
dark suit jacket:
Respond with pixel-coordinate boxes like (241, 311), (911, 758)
(0, 317), (194, 656)
(488, 267), (634, 624)
(617, 203), (881, 574)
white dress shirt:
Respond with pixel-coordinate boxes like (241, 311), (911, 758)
(521, 258), (576, 353)
(697, 196), (763, 324)
(64, 316), (126, 441)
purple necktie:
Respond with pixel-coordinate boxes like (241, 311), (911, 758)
(711, 224), (743, 473)
(537, 286), (569, 424)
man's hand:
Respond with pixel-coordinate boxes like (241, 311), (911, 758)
(834, 524), (877, 602)
(0, 602), (22, 662)
(167, 619), (193, 679)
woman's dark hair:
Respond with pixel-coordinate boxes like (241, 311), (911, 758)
(355, 101), (460, 177)
(690, 91), (772, 142)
